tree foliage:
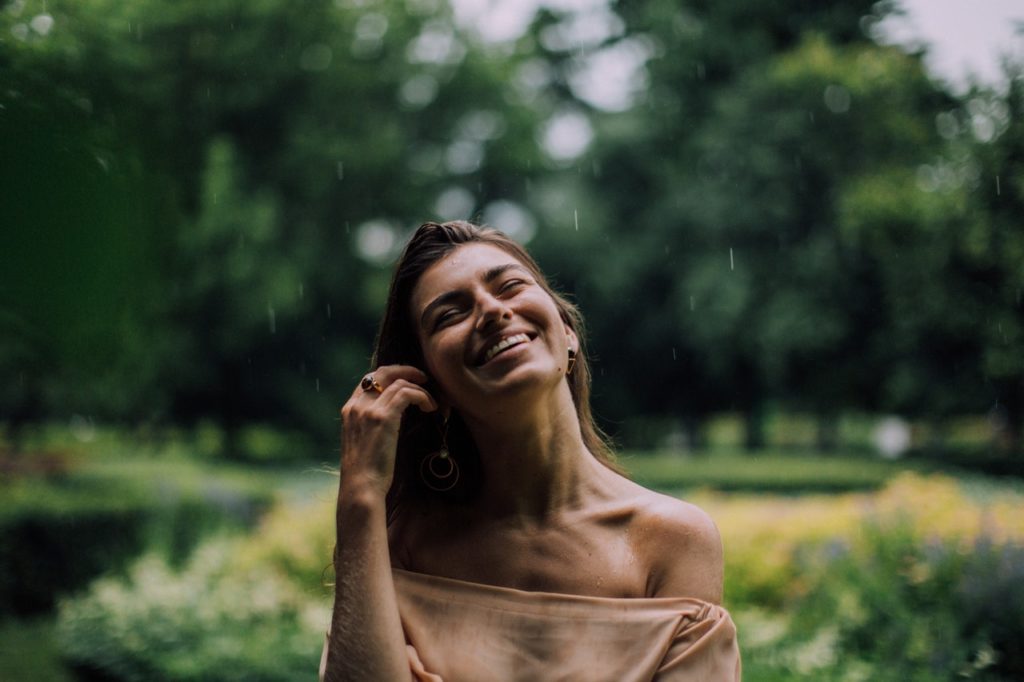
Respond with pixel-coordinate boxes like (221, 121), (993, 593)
(1, 0), (1020, 454)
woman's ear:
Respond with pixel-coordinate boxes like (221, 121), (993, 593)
(564, 324), (579, 353)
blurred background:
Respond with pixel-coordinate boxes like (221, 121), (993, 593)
(1, 0), (1022, 679)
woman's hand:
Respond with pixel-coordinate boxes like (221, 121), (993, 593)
(339, 365), (438, 500)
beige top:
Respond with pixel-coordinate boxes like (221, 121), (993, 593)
(321, 568), (741, 681)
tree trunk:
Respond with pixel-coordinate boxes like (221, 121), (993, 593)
(684, 416), (706, 453)
(816, 414), (839, 453)
(744, 404), (765, 452)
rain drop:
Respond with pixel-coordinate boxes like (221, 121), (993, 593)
(689, 296), (695, 311)
(326, 303), (332, 318)
(337, 161), (345, 180)
(574, 209), (579, 231)
(316, 378), (321, 392)
(729, 248), (734, 271)
(299, 283), (304, 299)
(672, 347), (677, 360)
(996, 175), (1001, 195)
(268, 304), (276, 333)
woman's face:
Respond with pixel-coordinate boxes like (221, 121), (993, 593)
(410, 243), (576, 414)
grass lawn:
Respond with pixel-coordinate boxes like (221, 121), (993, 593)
(620, 449), (926, 493)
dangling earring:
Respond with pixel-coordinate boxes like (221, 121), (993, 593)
(420, 416), (459, 492)
(566, 347), (577, 375)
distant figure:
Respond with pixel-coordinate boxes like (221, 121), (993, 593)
(322, 221), (740, 681)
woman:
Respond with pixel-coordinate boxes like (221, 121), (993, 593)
(322, 221), (740, 681)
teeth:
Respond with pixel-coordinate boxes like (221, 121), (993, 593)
(483, 333), (530, 363)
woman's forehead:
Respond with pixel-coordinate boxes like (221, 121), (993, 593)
(412, 243), (529, 305)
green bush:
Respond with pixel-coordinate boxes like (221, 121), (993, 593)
(749, 527), (1024, 681)
(0, 467), (272, 615)
(58, 540), (329, 682)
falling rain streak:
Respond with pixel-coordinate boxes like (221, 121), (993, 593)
(730, 248), (735, 271)
(996, 175), (1001, 195)
(268, 304), (276, 333)
(574, 209), (579, 231)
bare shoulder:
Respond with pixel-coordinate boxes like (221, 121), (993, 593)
(629, 485), (724, 603)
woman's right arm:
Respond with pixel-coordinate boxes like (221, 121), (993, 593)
(323, 366), (437, 682)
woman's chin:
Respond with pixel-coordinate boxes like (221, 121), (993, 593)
(467, 361), (565, 400)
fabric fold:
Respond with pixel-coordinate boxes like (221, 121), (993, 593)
(392, 568), (741, 681)
(319, 569), (741, 681)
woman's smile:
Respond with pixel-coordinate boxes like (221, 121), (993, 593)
(411, 243), (576, 404)
(479, 332), (533, 366)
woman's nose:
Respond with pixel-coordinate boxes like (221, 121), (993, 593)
(475, 293), (512, 331)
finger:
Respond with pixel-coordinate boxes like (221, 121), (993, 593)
(367, 365), (429, 387)
(378, 379), (439, 414)
(345, 365), (430, 405)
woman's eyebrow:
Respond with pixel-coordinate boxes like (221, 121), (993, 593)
(420, 290), (464, 328)
(482, 263), (530, 284)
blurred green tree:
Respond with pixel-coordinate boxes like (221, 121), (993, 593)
(1, 0), (550, 453)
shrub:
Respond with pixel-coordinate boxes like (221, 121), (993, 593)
(0, 464), (272, 615)
(58, 540), (329, 682)
(709, 473), (1024, 680)
(784, 528), (1024, 680)
(57, 493), (336, 681)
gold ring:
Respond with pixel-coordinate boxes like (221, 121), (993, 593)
(360, 373), (383, 393)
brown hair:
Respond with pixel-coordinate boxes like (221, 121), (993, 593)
(371, 220), (620, 523)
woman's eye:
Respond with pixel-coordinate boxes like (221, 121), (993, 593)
(500, 279), (526, 294)
(434, 309), (459, 328)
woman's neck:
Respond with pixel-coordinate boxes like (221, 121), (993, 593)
(461, 384), (601, 525)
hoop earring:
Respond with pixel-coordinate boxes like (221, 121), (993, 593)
(566, 348), (577, 376)
(420, 417), (459, 492)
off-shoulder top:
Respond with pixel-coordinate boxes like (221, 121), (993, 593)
(320, 568), (741, 681)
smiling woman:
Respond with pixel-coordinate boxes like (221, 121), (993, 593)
(322, 221), (741, 681)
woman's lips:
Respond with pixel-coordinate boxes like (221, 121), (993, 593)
(479, 333), (531, 365)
